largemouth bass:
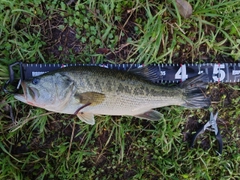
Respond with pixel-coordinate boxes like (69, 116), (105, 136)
(14, 66), (210, 125)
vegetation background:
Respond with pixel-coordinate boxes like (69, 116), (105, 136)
(0, 0), (240, 179)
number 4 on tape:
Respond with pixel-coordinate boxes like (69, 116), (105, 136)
(175, 64), (188, 81)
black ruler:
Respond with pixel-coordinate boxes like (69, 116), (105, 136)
(21, 62), (240, 83)
(4, 62), (240, 93)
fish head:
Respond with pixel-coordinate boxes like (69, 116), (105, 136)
(14, 72), (75, 109)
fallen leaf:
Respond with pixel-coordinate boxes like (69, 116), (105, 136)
(176, 0), (193, 18)
(96, 48), (110, 54)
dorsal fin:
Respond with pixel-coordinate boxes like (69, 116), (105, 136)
(129, 66), (163, 82)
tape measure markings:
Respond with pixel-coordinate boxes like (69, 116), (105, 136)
(21, 63), (240, 83)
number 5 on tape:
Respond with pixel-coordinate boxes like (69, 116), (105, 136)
(212, 64), (226, 82)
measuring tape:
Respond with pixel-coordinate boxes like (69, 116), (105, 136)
(4, 62), (240, 93)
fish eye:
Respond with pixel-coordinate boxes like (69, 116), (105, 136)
(32, 78), (40, 85)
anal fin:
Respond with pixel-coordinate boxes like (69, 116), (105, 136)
(134, 110), (163, 121)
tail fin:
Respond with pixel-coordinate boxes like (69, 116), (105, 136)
(180, 74), (210, 108)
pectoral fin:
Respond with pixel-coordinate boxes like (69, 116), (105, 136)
(77, 112), (95, 125)
(134, 110), (163, 121)
(74, 92), (105, 106)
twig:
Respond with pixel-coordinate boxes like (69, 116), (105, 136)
(67, 120), (75, 161)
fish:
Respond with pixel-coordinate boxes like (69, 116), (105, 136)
(14, 66), (210, 125)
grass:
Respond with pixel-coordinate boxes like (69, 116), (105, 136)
(0, 0), (240, 179)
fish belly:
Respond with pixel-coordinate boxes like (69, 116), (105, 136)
(79, 93), (183, 116)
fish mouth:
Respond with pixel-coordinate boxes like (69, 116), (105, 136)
(14, 81), (38, 104)
(14, 81), (27, 103)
